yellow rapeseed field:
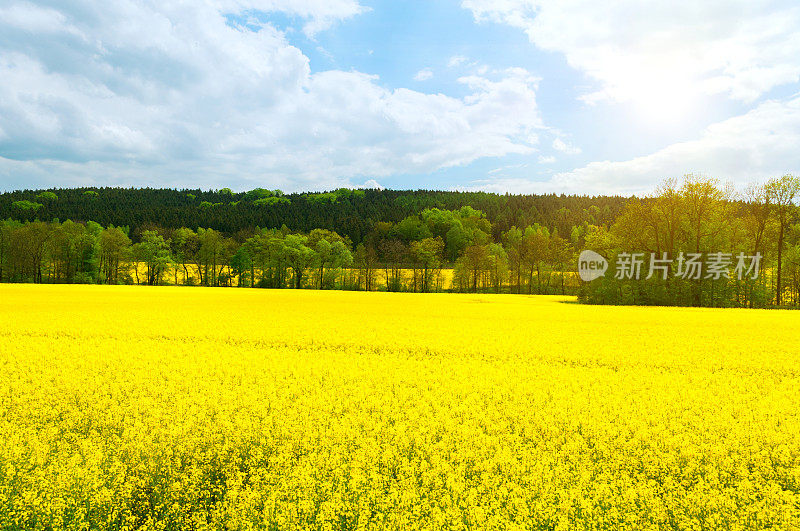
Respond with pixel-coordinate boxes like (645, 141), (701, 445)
(131, 264), (457, 291)
(1, 284), (799, 529)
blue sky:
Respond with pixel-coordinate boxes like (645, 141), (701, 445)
(1, 0), (799, 195)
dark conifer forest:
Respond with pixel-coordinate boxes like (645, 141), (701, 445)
(0, 186), (626, 244)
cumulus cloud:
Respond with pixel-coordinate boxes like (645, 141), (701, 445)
(0, 1), (544, 191)
(468, 95), (800, 196)
(462, 0), (800, 103)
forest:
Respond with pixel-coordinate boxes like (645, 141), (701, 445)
(1, 174), (798, 307)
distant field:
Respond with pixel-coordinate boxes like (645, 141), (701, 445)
(1, 285), (799, 529)
(128, 263), (581, 292)
(128, 264), (460, 290)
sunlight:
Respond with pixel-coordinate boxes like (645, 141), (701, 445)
(629, 79), (698, 126)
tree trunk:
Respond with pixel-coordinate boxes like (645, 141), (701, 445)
(528, 265), (533, 294)
(536, 263), (541, 294)
(777, 223), (785, 305)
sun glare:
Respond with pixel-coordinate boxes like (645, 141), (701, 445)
(629, 80), (698, 126)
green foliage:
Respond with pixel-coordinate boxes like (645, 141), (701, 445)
(304, 188), (365, 205)
(305, 192), (339, 204)
(133, 230), (171, 286)
(12, 200), (43, 211)
(283, 234), (316, 288)
(337, 188), (365, 199)
(229, 246), (253, 287)
(244, 188), (277, 201)
(37, 191), (58, 201)
(253, 196), (290, 206)
(413, 207), (491, 261)
(394, 216), (432, 242)
(409, 237), (445, 292)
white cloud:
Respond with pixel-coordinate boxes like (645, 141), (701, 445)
(448, 55), (468, 68)
(217, 0), (369, 36)
(0, 1), (545, 192)
(414, 68), (433, 81)
(462, 0), (800, 103)
(537, 155), (555, 164)
(469, 95), (800, 195)
(360, 179), (383, 189)
(552, 138), (580, 155)
(487, 163), (528, 175)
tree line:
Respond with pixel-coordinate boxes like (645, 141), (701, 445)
(0, 205), (587, 295)
(579, 174), (800, 308)
(2, 176), (798, 307)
